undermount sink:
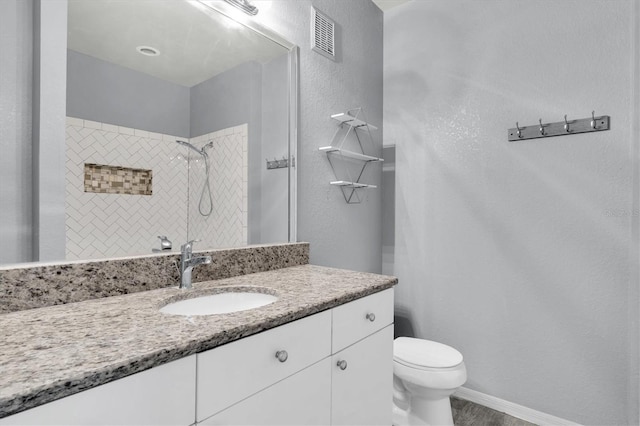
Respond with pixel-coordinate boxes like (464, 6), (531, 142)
(160, 290), (278, 316)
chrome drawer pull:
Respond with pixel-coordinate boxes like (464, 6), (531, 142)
(275, 350), (288, 363)
(337, 360), (348, 370)
(365, 312), (376, 322)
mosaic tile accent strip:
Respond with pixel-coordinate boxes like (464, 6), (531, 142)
(84, 163), (152, 195)
(0, 242), (309, 314)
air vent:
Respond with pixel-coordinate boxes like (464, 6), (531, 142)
(311, 7), (336, 61)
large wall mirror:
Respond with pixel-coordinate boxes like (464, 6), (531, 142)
(0, 0), (298, 266)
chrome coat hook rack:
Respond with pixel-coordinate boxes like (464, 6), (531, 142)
(266, 156), (293, 170)
(508, 112), (610, 142)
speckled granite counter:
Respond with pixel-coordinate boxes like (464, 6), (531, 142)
(0, 243), (309, 314)
(0, 264), (397, 418)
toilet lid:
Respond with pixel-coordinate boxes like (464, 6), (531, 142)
(394, 337), (463, 369)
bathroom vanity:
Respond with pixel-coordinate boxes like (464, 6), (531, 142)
(0, 264), (396, 425)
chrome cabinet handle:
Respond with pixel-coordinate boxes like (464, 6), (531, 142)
(366, 312), (376, 322)
(275, 350), (288, 363)
(336, 360), (348, 370)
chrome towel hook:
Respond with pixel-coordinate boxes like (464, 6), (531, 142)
(591, 111), (597, 129)
(538, 119), (545, 136)
(516, 122), (523, 138)
(564, 115), (570, 133)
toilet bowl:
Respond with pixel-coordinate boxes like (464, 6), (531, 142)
(392, 337), (467, 426)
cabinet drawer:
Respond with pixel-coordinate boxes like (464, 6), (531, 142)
(199, 358), (331, 425)
(196, 310), (331, 422)
(332, 288), (394, 353)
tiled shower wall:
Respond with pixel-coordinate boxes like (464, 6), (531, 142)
(65, 117), (247, 260)
(189, 124), (248, 249)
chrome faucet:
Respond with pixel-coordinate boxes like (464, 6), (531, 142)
(179, 240), (212, 289)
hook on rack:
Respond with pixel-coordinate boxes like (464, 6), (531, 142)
(508, 111), (610, 142)
(266, 156), (290, 170)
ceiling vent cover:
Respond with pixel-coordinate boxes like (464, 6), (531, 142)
(311, 7), (336, 61)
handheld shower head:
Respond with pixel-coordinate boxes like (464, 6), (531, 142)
(177, 140), (201, 155)
(176, 140), (210, 157)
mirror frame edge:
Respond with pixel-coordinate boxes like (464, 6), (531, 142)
(288, 46), (299, 244)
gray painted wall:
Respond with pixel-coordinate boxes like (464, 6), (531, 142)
(260, 53), (290, 243)
(190, 61), (262, 138)
(385, 0), (638, 424)
(255, 0), (384, 273)
(66, 50), (190, 137)
(0, 0), (33, 264)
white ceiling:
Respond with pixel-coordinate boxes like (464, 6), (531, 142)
(67, 0), (287, 87)
(371, 0), (412, 11)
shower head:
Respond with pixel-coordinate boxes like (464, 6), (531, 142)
(176, 140), (209, 158)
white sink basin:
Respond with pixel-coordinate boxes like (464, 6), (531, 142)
(160, 291), (278, 316)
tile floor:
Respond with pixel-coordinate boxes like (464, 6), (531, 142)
(452, 397), (537, 426)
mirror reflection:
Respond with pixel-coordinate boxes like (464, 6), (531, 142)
(1, 0), (294, 265)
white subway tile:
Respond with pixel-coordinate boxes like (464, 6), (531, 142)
(148, 131), (163, 141)
(102, 123), (119, 133)
(66, 117), (84, 127)
(84, 120), (102, 130)
(118, 126), (135, 135)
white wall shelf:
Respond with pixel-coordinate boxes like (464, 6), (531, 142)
(330, 113), (378, 130)
(330, 181), (378, 189)
(319, 146), (383, 162)
(320, 107), (381, 204)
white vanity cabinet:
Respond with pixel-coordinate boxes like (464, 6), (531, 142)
(199, 358), (332, 425)
(1, 288), (394, 426)
(0, 355), (196, 426)
(198, 288), (394, 425)
(332, 325), (394, 425)
(331, 288), (394, 425)
(196, 310), (332, 423)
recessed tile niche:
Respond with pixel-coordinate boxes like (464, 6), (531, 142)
(84, 163), (153, 195)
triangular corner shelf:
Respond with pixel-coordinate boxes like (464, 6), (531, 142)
(320, 107), (381, 204)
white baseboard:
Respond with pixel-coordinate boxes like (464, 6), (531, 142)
(453, 387), (582, 426)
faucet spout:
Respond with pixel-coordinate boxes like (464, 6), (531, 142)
(179, 240), (212, 289)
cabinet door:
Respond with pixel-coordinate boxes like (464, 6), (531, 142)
(0, 355), (196, 426)
(196, 310), (331, 421)
(331, 325), (394, 426)
(199, 358), (331, 425)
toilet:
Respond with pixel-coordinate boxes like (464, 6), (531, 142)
(392, 337), (467, 426)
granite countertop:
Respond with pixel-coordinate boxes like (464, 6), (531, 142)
(0, 264), (397, 418)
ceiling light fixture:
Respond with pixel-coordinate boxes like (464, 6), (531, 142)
(136, 46), (160, 56)
(223, 0), (259, 16)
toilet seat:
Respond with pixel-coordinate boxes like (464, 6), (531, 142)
(394, 337), (463, 369)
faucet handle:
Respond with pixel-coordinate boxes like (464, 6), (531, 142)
(181, 239), (201, 252)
